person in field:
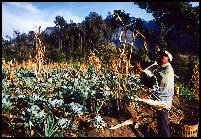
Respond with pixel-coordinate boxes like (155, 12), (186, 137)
(110, 51), (174, 137)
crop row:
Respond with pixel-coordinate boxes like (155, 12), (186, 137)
(2, 64), (143, 137)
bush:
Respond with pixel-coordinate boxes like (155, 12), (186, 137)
(49, 49), (66, 63)
(175, 82), (193, 100)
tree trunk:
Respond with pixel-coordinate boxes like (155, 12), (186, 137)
(58, 38), (60, 49)
(60, 39), (62, 50)
(80, 35), (82, 61)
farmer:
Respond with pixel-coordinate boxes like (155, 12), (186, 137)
(110, 51), (174, 137)
(136, 50), (174, 137)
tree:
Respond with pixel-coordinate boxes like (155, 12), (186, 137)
(104, 10), (134, 44)
(83, 12), (105, 51)
(12, 30), (27, 61)
(2, 37), (10, 59)
(134, 2), (199, 54)
(134, 18), (145, 31)
(54, 16), (67, 28)
(66, 20), (80, 60)
(54, 15), (67, 50)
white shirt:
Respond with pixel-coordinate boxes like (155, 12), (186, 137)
(153, 62), (174, 110)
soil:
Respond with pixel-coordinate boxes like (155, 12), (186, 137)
(86, 116), (136, 137)
(86, 95), (199, 137)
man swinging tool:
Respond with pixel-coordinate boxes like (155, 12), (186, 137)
(110, 50), (174, 137)
(136, 50), (174, 137)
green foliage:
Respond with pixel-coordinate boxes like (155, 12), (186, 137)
(175, 82), (193, 100)
(180, 86), (193, 100)
(2, 63), (143, 137)
(43, 114), (61, 137)
(136, 47), (150, 62)
(84, 12), (105, 48)
(49, 48), (66, 63)
(54, 16), (67, 28)
(134, 2), (199, 54)
(92, 114), (106, 129)
(2, 30), (35, 63)
(112, 10), (132, 28)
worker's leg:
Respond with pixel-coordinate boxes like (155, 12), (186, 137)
(156, 109), (170, 137)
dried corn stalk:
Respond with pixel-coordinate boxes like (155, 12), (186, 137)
(2, 58), (7, 68)
(190, 59), (199, 101)
(112, 27), (148, 111)
(88, 50), (102, 73)
(169, 105), (184, 124)
(34, 27), (45, 78)
(9, 60), (15, 83)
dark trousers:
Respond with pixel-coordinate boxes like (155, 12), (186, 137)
(156, 108), (170, 137)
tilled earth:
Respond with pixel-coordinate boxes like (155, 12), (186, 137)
(86, 95), (199, 137)
(86, 116), (136, 137)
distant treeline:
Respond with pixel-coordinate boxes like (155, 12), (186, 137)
(2, 2), (199, 63)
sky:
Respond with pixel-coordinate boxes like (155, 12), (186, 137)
(2, 2), (199, 39)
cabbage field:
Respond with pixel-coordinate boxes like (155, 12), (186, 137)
(2, 60), (145, 137)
